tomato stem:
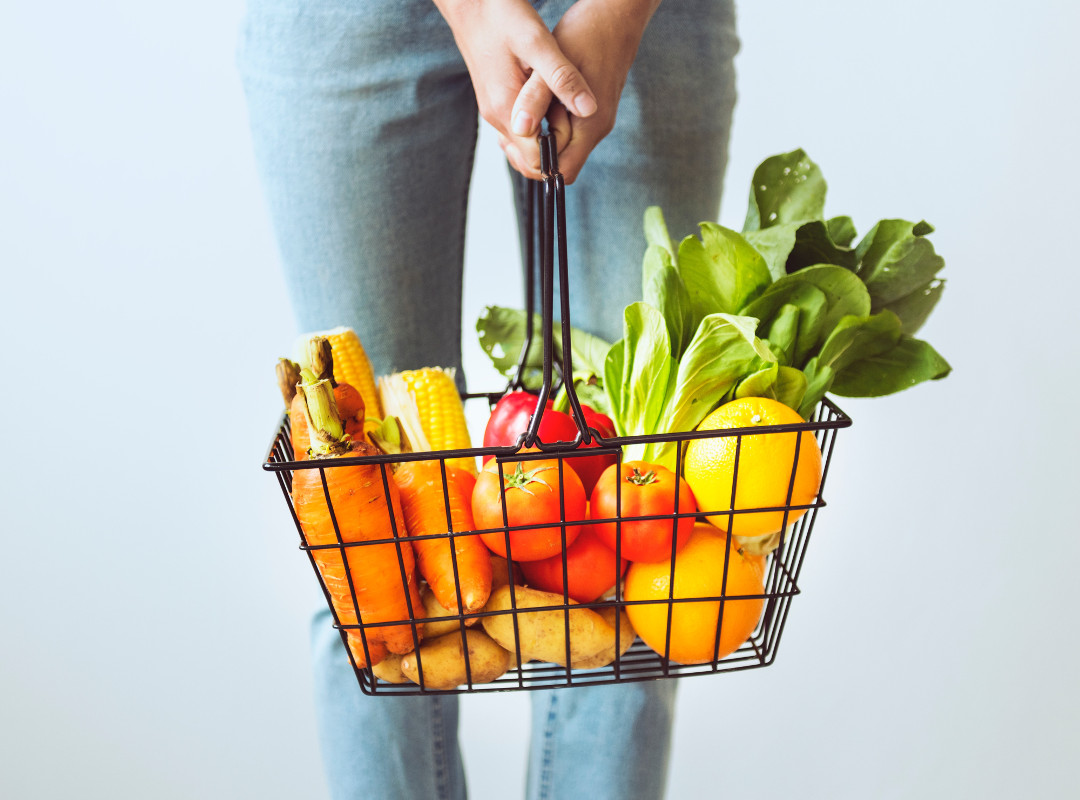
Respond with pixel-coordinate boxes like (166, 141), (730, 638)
(503, 461), (555, 496)
(625, 467), (659, 486)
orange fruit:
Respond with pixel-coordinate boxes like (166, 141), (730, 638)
(683, 397), (822, 539)
(624, 523), (766, 664)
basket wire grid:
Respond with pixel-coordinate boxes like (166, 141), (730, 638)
(263, 134), (852, 695)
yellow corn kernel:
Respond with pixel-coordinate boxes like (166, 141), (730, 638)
(379, 367), (476, 475)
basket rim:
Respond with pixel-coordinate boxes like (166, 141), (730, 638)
(263, 394), (852, 472)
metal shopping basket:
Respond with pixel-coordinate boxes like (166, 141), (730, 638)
(263, 134), (852, 696)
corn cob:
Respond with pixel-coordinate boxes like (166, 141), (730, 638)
(378, 367), (476, 475)
(297, 327), (382, 428)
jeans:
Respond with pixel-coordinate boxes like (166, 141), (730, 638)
(239, 1), (738, 797)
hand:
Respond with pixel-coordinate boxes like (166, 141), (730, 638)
(511, 0), (661, 183)
(433, 0), (599, 179)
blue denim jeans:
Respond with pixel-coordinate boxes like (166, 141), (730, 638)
(240, 1), (738, 797)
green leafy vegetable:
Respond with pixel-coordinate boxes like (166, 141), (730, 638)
(642, 245), (694, 359)
(799, 311), (951, 408)
(476, 305), (611, 392)
(735, 363), (808, 411)
(740, 281), (828, 368)
(643, 206), (677, 263)
(786, 220), (858, 272)
(743, 224), (798, 281)
(744, 149), (827, 231)
(855, 219), (946, 334)
(636, 313), (773, 467)
(476, 147), (951, 450)
(830, 337), (951, 396)
(827, 216), (858, 247)
(605, 303), (677, 441)
(677, 223), (772, 325)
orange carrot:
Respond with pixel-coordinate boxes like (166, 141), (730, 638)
(399, 461), (493, 614)
(372, 420), (493, 615)
(307, 337), (366, 441)
(293, 378), (424, 666)
(276, 358), (310, 462)
(278, 347), (364, 460)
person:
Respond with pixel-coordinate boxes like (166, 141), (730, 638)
(238, 0), (739, 797)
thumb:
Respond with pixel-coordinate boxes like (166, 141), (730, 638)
(523, 39), (597, 119)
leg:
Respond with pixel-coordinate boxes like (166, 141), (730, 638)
(311, 609), (467, 800)
(530, 0), (741, 344)
(238, 0), (481, 380)
(527, 681), (678, 800)
(238, 2), (477, 796)
(521, 2), (739, 798)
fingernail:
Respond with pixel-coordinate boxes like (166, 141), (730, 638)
(512, 110), (535, 136)
(573, 92), (597, 117)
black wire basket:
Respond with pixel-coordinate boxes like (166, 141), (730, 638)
(263, 135), (852, 696)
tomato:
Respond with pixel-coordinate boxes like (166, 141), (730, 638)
(472, 456), (587, 561)
(520, 525), (628, 603)
(590, 461), (697, 563)
(565, 405), (618, 497)
(482, 391), (617, 495)
(482, 391), (578, 454)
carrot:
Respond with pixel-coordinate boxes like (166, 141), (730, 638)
(371, 419), (493, 615)
(276, 358), (310, 461)
(277, 338), (365, 460)
(307, 336), (365, 435)
(293, 378), (424, 666)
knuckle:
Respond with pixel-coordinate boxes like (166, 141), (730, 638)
(548, 63), (580, 94)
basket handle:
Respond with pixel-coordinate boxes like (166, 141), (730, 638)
(509, 132), (595, 451)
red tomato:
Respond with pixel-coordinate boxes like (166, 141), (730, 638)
(482, 391), (578, 456)
(473, 456), (586, 561)
(590, 461), (697, 563)
(482, 391), (617, 496)
(520, 525), (628, 603)
(564, 405), (618, 497)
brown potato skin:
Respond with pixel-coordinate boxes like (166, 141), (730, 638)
(400, 628), (512, 690)
(420, 585), (468, 639)
(371, 653), (410, 684)
(573, 606), (636, 670)
(420, 554), (523, 638)
(481, 585), (631, 668)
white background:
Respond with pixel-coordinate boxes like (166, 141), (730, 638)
(2, 1), (1078, 798)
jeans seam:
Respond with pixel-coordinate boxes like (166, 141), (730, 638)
(537, 692), (560, 800)
(432, 699), (450, 800)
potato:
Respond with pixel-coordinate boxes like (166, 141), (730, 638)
(573, 606), (636, 670)
(420, 554), (522, 639)
(371, 653), (410, 684)
(481, 585), (627, 669)
(400, 628), (512, 690)
(420, 584), (467, 639)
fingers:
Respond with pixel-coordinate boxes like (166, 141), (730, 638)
(499, 100), (574, 182)
(498, 132), (540, 180)
(509, 71), (553, 138)
(525, 42), (598, 120)
(549, 108), (611, 185)
(500, 71), (550, 179)
(545, 103), (572, 157)
(501, 41), (595, 181)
